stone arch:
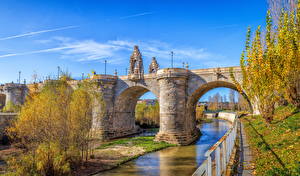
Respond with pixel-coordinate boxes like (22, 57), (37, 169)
(0, 93), (6, 109)
(186, 81), (253, 122)
(112, 85), (159, 137)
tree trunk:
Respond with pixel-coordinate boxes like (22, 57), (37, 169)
(259, 101), (275, 123)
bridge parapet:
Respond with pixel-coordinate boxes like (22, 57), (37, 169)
(156, 68), (188, 79)
(91, 74), (117, 81)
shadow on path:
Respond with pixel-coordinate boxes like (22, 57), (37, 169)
(244, 118), (286, 169)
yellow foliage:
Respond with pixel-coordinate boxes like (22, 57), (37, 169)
(235, 5), (300, 122)
(7, 79), (105, 175)
(135, 101), (159, 127)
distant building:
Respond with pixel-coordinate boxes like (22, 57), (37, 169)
(137, 99), (158, 105)
(197, 101), (232, 110)
(197, 101), (208, 106)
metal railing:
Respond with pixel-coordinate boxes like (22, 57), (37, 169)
(192, 113), (238, 176)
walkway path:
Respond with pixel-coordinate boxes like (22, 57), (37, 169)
(237, 120), (254, 176)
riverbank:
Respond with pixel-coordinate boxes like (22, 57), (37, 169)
(73, 136), (175, 175)
(0, 136), (174, 176)
(98, 119), (231, 176)
(0, 118), (220, 176)
(241, 105), (300, 175)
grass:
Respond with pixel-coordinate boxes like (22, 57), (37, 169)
(97, 136), (175, 152)
(241, 105), (300, 176)
(95, 136), (176, 168)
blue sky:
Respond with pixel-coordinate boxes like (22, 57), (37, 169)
(0, 0), (268, 100)
(141, 88), (239, 102)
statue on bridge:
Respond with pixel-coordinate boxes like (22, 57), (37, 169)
(149, 57), (159, 73)
(128, 45), (144, 81)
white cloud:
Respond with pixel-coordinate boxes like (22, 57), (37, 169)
(0, 37), (227, 68)
(0, 46), (72, 58)
(0, 26), (78, 41)
(120, 12), (154, 19)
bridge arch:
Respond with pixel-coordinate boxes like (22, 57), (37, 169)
(112, 85), (159, 137)
(186, 81), (253, 122)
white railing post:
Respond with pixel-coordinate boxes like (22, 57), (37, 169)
(221, 141), (226, 173)
(206, 155), (212, 176)
(229, 132), (232, 152)
(230, 132), (233, 151)
(216, 146), (221, 176)
(226, 136), (230, 163)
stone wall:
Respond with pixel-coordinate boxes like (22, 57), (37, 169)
(218, 112), (236, 122)
(204, 112), (218, 119)
(0, 83), (28, 108)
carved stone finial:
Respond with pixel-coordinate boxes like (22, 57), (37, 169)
(128, 45), (144, 81)
(185, 62), (189, 70)
(148, 57), (159, 73)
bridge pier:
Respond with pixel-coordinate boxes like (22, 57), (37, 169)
(0, 83), (27, 107)
(91, 75), (118, 141)
(155, 68), (199, 145)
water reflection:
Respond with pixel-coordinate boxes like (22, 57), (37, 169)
(96, 119), (230, 176)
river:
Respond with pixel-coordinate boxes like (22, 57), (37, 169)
(95, 119), (231, 176)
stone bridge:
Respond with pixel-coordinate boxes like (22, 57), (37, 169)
(93, 67), (251, 145)
(0, 46), (255, 145)
(91, 46), (254, 145)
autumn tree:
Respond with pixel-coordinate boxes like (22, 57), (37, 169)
(7, 76), (105, 175)
(237, 94), (250, 111)
(234, 1), (300, 122)
(135, 101), (159, 127)
(268, 0), (297, 24)
(229, 89), (236, 111)
(207, 93), (223, 111)
(239, 20), (279, 122)
(275, 5), (300, 108)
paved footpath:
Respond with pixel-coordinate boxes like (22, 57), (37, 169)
(237, 120), (254, 176)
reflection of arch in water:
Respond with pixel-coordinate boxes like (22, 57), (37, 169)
(186, 81), (253, 123)
(112, 86), (159, 137)
(0, 94), (6, 109)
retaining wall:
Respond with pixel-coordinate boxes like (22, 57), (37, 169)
(218, 112), (236, 122)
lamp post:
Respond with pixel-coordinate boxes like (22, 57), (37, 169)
(18, 71), (21, 84)
(170, 51), (174, 68)
(104, 60), (107, 75)
(57, 66), (60, 80)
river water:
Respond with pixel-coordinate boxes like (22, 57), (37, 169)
(96, 119), (231, 176)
